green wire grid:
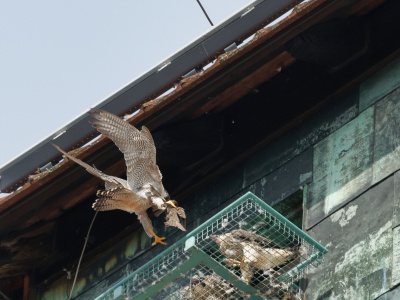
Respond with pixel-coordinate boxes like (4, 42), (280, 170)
(95, 192), (327, 300)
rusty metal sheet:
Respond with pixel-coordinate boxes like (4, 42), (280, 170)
(373, 87), (400, 184)
(306, 175), (394, 299)
(360, 56), (400, 112)
(306, 106), (374, 229)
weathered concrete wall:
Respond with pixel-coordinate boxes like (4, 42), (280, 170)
(306, 57), (400, 299)
(307, 175), (394, 299)
(41, 56), (400, 299)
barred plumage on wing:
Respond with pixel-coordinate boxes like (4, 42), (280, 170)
(53, 144), (127, 190)
(52, 108), (186, 246)
(88, 108), (168, 199)
(211, 230), (300, 284)
(92, 187), (148, 213)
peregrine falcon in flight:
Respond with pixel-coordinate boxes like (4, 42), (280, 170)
(54, 108), (185, 246)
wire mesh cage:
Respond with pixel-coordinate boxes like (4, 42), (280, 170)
(95, 192), (327, 300)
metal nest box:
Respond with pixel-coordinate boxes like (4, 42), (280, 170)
(95, 192), (327, 300)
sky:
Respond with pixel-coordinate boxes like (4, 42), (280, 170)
(0, 0), (253, 168)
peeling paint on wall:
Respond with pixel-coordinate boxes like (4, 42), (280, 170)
(334, 220), (391, 273)
(307, 107), (374, 228)
(391, 226), (400, 287)
(307, 176), (394, 299)
(394, 171), (400, 228)
(373, 87), (400, 185)
(330, 204), (358, 227)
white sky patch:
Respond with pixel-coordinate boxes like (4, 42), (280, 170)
(0, 0), (253, 167)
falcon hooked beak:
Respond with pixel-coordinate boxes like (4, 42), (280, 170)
(54, 108), (187, 247)
(165, 200), (178, 208)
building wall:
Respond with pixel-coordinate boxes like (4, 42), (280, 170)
(306, 57), (400, 299)
(41, 56), (400, 299)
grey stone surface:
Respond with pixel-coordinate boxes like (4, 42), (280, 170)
(376, 284), (400, 300)
(392, 226), (400, 288)
(373, 87), (400, 184)
(307, 176), (394, 300)
(394, 171), (400, 228)
(306, 107), (374, 229)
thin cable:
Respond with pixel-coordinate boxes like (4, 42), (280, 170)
(67, 211), (98, 300)
(196, 0), (214, 26)
(0, 290), (10, 300)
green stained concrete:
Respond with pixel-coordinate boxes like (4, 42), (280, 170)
(360, 56), (400, 111)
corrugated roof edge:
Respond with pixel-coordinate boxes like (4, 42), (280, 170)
(0, 0), (303, 193)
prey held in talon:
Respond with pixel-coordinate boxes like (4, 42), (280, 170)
(54, 108), (186, 246)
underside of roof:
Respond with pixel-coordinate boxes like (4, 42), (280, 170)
(0, 0), (399, 289)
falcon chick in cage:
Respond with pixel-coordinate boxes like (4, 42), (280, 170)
(53, 108), (185, 246)
(211, 229), (300, 284)
(190, 273), (245, 300)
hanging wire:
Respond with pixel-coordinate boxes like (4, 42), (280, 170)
(67, 211), (98, 300)
(195, 0), (214, 26)
(0, 290), (10, 300)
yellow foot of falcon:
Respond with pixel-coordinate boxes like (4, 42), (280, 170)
(149, 228), (166, 246)
(152, 235), (166, 246)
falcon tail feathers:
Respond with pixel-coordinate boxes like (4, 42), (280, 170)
(92, 198), (116, 211)
(92, 188), (122, 211)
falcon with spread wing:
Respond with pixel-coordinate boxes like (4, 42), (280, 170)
(54, 108), (185, 246)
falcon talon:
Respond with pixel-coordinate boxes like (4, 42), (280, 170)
(152, 236), (167, 246)
(52, 108), (186, 246)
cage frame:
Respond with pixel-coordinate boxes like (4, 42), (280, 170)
(95, 191), (328, 300)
